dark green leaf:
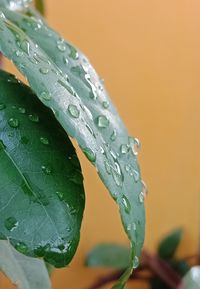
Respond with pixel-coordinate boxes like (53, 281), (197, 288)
(0, 7), (145, 285)
(171, 259), (190, 277)
(182, 266), (200, 289)
(158, 228), (183, 259)
(0, 70), (85, 267)
(150, 278), (169, 289)
(86, 244), (129, 269)
(0, 240), (51, 289)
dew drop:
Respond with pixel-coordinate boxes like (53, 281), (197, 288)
(15, 50), (23, 57)
(8, 118), (19, 128)
(57, 39), (66, 52)
(40, 137), (49, 145)
(102, 101), (109, 109)
(29, 113), (39, 122)
(4, 216), (18, 231)
(56, 191), (64, 201)
(40, 91), (52, 101)
(15, 242), (28, 254)
(42, 165), (52, 175)
(20, 39), (30, 55)
(68, 104), (80, 118)
(68, 46), (79, 60)
(83, 147), (96, 162)
(127, 222), (136, 231)
(39, 67), (49, 74)
(18, 107), (26, 114)
(120, 144), (129, 154)
(122, 195), (131, 214)
(110, 129), (117, 141)
(0, 103), (6, 110)
(139, 191), (145, 203)
(129, 137), (141, 155)
(97, 115), (109, 128)
(133, 256), (139, 269)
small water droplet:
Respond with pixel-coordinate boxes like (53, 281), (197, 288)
(15, 242), (28, 254)
(18, 107), (26, 114)
(139, 191), (145, 203)
(83, 147), (96, 162)
(111, 168), (123, 187)
(127, 222), (136, 231)
(133, 256), (139, 269)
(8, 118), (19, 128)
(29, 114), (39, 122)
(42, 165), (52, 175)
(0, 103), (6, 110)
(56, 191), (64, 201)
(40, 137), (49, 145)
(39, 67), (49, 74)
(133, 170), (140, 182)
(15, 50), (23, 57)
(57, 39), (66, 52)
(4, 216), (18, 231)
(68, 45), (79, 60)
(102, 101), (109, 108)
(142, 180), (148, 196)
(120, 144), (129, 154)
(20, 39), (30, 55)
(110, 129), (117, 141)
(97, 115), (109, 128)
(122, 195), (131, 214)
(68, 104), (80, 118)
(40, 91), (52, 101)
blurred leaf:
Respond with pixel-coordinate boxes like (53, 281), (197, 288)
(86, 244), (129, 269)
(0, 7), (146, 286)
(0, 70), (85, 267)
(0, 240), (51, 289)
(158, 228), (183, 259)
(182, 266), (200, 289)
(111, 267), (133, 289)
(35, 0), (45, 15)
(171, 260), (190, 277)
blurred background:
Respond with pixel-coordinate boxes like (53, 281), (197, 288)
(1, 0), (200, 288)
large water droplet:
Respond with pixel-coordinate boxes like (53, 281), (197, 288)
(0, 103), (6, 110)
(110, 129), (117, 141)
(122, 195), (131, 214)
(68, 104), (80, 118)
(129, 137), (141, 155)
(111, 168), (123, 187)
(83, 147), (96, 162)
(39, 67), (49, 74)
(29, 113), (39, 122)
(20, 39), (30, 55)
(8, 118), (19, 128)
(42, 165), (52, 175)
(40, 137), (49, 145)
(40, 91), (52, 101)
(97, 115), (109, 128)
(15, 242), (28, 254)
(4, 216), (18, 231)
(132, 256), (139, 269)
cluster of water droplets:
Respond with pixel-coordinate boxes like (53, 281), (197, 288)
(2, 0), (32, 10)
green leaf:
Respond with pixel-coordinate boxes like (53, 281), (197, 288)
(0, 240), (51, 289)
(0, 7), (145, 284)
(35, 0), (45, 15)
(157, 228), (183, 259)
(182, 266), (200, 289)
(0, 70), (85, 267)
(85, 244), (129, 269)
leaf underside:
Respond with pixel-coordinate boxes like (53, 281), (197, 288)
(0, 70), (85, 267)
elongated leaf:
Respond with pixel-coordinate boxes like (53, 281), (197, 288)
(182, 266), (200, 289)
(0, 70), (85, 267)
(0, 7), (145, 284)
(0, 240), (51, 289)
(158, 228), (183, 259)
(86, 244), (129, 269)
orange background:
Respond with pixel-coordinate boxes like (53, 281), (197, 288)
(1, 0), (200, 288)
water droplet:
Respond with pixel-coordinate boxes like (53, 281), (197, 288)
(40, 91), (52, 101)
(18, 107), (26, 114)
(8, 118), (19, 128)
(40, 137), (49, 145)
(142, 180), (148, 196)
(97, 115), (109, 128)
(83, 147), (96, 162)
(57, 39), (66, 52)
(111, 168), (123, 187)
(133, 256), (139, 269)
(0, 103), (6, 110)
(133, 170), (140, 182)
(42, 165), (52, 175)
(29, 113), (39, 122)
(102, 101), (109, 108)
(39, 67), (49, 74)
(15, 50), (23, 57)
(110, 129), (117, 141)
(63, 57), (69, 65)
(68, 45), (79, 60)
(4, 216), (18, 231)
(56, 191), (64, 201)
(20, 39), (30, 55)
(139, 191), (145, 203)
(122, 195), (131, 214)
(68, 104), (80, 118)
(15, 242), (28, 254)
(127, 222), (136, 231)
(120, 144), (129, 154)
(129, 137), (141, 155)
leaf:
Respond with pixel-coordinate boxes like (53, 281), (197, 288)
(35, 0), (45, 15)
(0, 70), (85, 267)
(171, 259), (190, 277)
(0, 240), (51, 289)
(85, 244), (129, 269)
(0, 6), (145, 284)
(181, 266), (200, 289)
(158, 228), (183, 259)
(0, 0), (32, 10)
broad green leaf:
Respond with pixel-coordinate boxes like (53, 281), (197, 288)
(0, 7), (145, 284)
(182, 266), (200, 289)
(0, 70), (85, 267)
(0, 240), (51, 289)
(158, 228), (183, 259)
(85, 244), (129, 269)
(35, 0), (44, 15)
